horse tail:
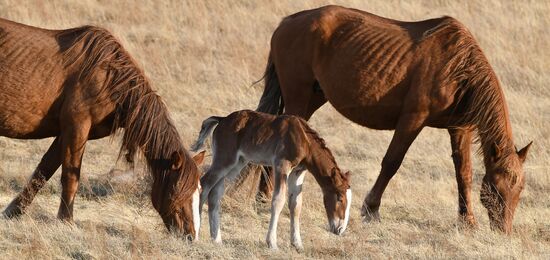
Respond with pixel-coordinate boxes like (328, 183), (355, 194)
(256, 54), (284, 115)
(190, 116), (224, 152)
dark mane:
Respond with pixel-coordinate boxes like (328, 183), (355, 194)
(59, 26), (200, 206)
(434, 20), (514, 159)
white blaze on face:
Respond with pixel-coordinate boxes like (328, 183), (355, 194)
(341, 189), (352, 234)
(192, 183), (201, 240)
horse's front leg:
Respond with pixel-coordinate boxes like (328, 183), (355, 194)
(448, 128), (477, 228)
(57, 119), (91, 222)
(4, 137), (62, 218)
(288, 169), (305, 250)
(266, 160), (291, 250)
(362, 111), (426, 222)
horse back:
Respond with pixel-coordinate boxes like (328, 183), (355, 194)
(270, 6), (477, 129)
(214, 110), (309, 166)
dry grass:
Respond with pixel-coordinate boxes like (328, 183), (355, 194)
(0, 0), (548, 259)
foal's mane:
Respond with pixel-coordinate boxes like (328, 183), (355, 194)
(295, 118), (348, 186)
(58, 26), (200, 205)
(428, 19), (514, 159)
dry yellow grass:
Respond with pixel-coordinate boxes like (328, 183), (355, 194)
(0, 0), (548, 259)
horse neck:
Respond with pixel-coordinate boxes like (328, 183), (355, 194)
(472, 78), (516, 168)
(118, 84), (184, 170)
(304, 138), (346, 193)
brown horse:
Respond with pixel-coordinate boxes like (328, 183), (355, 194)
(256, 5), (532, 234)
(191, 110), (351, 250)
(0, 19), (204, 239)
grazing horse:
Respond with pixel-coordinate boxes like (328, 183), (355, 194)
(256, 5), (532, 234)
(191, 110), (351, 250)
(0, 19), (204, 239)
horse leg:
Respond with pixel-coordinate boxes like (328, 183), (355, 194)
(199, 155), (238, 214)
(288, 168), (305, 250)
(3, 137), (62, 217)
(362, 112), (426, 222)
(207, 177), (225, 243)
(266, 160), (291, 250)
(57, 120), (91, 221)
(448, 128), (477, 228)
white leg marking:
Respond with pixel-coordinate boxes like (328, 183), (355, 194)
(192, 185), (201, 240)
(288, 170), (305, 250)
(266, 166), (290, 250)
(208, 179), (225, 244)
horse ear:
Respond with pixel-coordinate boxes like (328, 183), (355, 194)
(192, 150), (206, 166)
(517, 141), (533, 164)
(491, 142), (502, 163)
(345, 171), (351, 180)
(345, 171), (351, 188)
(171, 151), (184, 170)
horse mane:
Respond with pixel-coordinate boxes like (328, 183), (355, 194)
(295, 117), (348, 187)
(430, 20), (515, 160)
(58, 26), (200, 207)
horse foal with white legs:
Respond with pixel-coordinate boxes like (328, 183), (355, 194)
(191, 110), (351, 250)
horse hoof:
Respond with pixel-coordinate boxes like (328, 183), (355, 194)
(3, 203), (23, 219)
(362, 209), (381, 223)
(266, 241), (278, 250)
(255, 193), (271, 204)
(458, 215), (478, 230)
(57, 214), (74, 224)
(292, 242), (304, 252)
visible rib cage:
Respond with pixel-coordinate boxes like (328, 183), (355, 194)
(329, 20), (414, 88)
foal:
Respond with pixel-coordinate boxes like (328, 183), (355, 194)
(191, 110), (351, 249)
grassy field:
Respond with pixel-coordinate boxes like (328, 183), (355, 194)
(0, 0), (548, 259)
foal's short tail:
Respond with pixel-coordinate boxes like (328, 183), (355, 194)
(256, 55), (284, 115)
(190, 116), (224, 152)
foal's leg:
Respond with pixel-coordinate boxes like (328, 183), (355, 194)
(207, 178), (225, 243)
(362, 112), (426, 222)
(199, 156), (239, 214)
(287, 169), (305, 250)
(448, 128), (477, 228)
(204, 161), (247, 243)
(266, 160), (291, 250)
(3, 137), (62, 217)
(57, 120), (91, 221)
(257, 71), (325, 203)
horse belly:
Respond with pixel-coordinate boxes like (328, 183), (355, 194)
(0, 112), (59, 139)
(334, 104), (401, 130)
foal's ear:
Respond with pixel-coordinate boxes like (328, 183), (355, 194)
(516, 141), (533, 164)
(192, 150), (206, 166)
(491, 142), (502, 163)
(171, 151), (184, 170)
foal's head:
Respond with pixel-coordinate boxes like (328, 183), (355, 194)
(480, 142), (531, 234)
(322, 168), (352, 235)
(151, 151), (205, 240)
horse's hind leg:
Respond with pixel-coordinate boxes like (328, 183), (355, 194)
(3, 137), (62, 218)
(207, 178), (225, 243)
(448, 128), (477, 228)
(205, 160), (246, 243)
(57, 119), (91, 221)
(362, 112), (426, 222)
